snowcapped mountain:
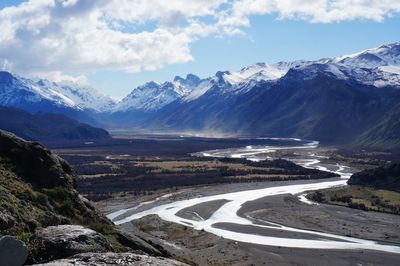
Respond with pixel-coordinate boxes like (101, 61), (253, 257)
(0, 71), (115, 113)
(1, 40), (400, 142)
(114, 74), (202, 112)
(124, 41), (400, 149)
(183, 63), (294, 101)
(37, 80), (116, 112)
(119, 41), (400, 110)
(332, 42), (400, 67)
(1, 41), (399, 148)
(319, 41), (400, 87)
(112, 62), (302, 112)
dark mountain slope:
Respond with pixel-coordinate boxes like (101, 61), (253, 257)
(146, 67), (400, 149)
(146, 84), (242, 131)
(0, 107), (111, 141)
(354, 102), (400, 149)
(229, 69), (399, 144)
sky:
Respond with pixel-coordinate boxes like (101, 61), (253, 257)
(0, 0), (399, 100)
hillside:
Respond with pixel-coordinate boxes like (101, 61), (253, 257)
(347, 163), (400, 192)
(145, 68), (400, 149)
(309, 164), (400, 215)
(0, 130), (178, 264)
(0, 107), (111, 141)
(108, 42), (400, 150)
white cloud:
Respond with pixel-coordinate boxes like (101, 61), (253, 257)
(28, 70), (89, 85)
(104, 0), (227, 27)
(225, 0), (400, 26)
(0, 0), (220, 78)
(0, 0), (399, 82)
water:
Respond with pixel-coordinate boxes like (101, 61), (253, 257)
(110, 139), (400, 254)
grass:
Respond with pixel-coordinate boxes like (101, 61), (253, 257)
(135, 160), (277, 173)
(43, 187), (75, 216)
(309, 186), (400, 215)
(74, 156), (337, 201)
(88, 222), (131, 252)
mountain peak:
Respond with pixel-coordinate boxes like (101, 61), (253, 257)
(186, 73), (201, 81)
(173, 74), (201, 85)
(173, 75), (184, 82)
(0, 71), (14, 85)
(142, 81), (160, 88)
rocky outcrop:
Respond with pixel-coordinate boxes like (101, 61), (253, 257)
(0, 130), (172, 264)
(32, 252), (187, 266)
(113, 228), (164, 256)
(33, 225), (112, 262)
(0, 130), (76, 189)
(0, 130), (110, 236)
(0, 235), (29, 266)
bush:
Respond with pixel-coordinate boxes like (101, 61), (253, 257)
(310, 191), (325, 202)
(42, 187), (75, 216)
(348, 202), (367, 211)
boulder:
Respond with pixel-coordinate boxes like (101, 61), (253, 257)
(0, 235), (29, 266)
(31, 252), (187, 266)
(33, 225), (112, 262)
(114, 228), (164, 256)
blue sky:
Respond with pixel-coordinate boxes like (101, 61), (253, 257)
(1, 1), (399, 99)
(89, 15), (400, 99)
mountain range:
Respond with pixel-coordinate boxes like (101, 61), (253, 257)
(1, 42), (399, 148)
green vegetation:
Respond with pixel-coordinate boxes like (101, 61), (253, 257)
(309, 163), (400, 215)
(347, 163), (400, 192)
(309, 186), (400, 215)
(72, 156), (338, 201)
(0, 130), (160, 262)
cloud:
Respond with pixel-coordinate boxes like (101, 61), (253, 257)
(0, 0), (202, 76)
(0, 0), (399, 82)
(224, 0), (400, 26)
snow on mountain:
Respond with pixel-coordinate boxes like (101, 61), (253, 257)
(2, 41), (399, 115)
(183, 63), (294, 102)
(333, 42), (400, 67)
(114, 75), (202, 112)
(114, 82), (176, 112)
(173, 74), (202, 95)
(326, 41), (400, 87)
(34, 79), (116, 112)
(0, 71), (115, 112)
(116, 63), (292, 109)
(120, 42), (400, 110)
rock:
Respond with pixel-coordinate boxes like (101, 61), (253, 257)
(33, 225), (112, 262)
(0, 130), (76, 190)
(114, 228), (164, 256)
(0, 235), (29, 266)
(31, 252), (187, 266)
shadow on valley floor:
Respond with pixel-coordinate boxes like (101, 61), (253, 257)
(48, 135), (398, 202)
(51, 137), (315, 200)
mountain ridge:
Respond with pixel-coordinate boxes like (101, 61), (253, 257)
(1, 41), (400, 149)
(0, 107), (111, 141)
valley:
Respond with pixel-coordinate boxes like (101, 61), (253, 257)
(50, 134), (400, 265)
(1, 2), (399, 265)
(1, 39), (400, 265)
